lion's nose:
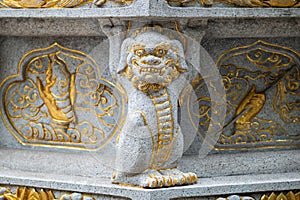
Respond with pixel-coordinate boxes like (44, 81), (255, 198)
(141, 56), (161, 65)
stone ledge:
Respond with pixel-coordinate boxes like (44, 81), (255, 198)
(0, 18), (299, 37)
(1, 169), (299, 200)
(0, 7), (299, 19)
(1, 147), (299, 179)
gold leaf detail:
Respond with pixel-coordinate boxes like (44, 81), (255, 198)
(165, 0), (300, 7)
(189, 40), (300, 150)
(0, 186), (94, 200)
(261, 192), (300, 200)
(0, 43), (125, 150)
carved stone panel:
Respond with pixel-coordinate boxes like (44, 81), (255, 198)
(190, 40), (300, 150)
(0, 43), (125, 150)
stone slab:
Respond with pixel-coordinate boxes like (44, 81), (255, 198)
(1, 18), (299, 38)
(0, 169), (299, 200)
(0, 7), (299, 19)
(1, 147), (299, 179)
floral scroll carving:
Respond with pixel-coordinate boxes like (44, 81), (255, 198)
(0, 0), (133, 8)
(0, 0), (92, 8)
(166, 0), (300, 7)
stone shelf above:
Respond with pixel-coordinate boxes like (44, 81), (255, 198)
(0, 6), (299, 19)
(0, 16), (299, 37)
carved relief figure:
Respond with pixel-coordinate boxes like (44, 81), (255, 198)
(112, 30), (197, 187)
(234, 85), (266, 130)
(36, 54), (77, 129)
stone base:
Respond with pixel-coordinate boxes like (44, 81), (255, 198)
(1, 169), (299, 200)
(1, 148), (299, 179)
(1, 147), (299, 200)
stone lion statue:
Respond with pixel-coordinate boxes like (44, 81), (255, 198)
(112, 30), (197, 188)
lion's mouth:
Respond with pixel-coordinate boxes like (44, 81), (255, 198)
(132, 59), (175, 76)
(139, 67), (166, 75)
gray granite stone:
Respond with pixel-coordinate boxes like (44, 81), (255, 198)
(0, 169), (299, 200)
(0, 148), (112, 178)
(0, 5), (299, 19)
(1, 147), (299, 179)
(0, 18), (104, 37)
(180, 149), (300, 178)
(1, 18), (300, 38)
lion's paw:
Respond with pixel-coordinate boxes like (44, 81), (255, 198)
(112, 170), (178, 188)
(159, 168), (198, 186)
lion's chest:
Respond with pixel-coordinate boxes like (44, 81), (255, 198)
(127, 88), (178, 136)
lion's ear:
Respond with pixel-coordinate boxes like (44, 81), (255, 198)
(118, 38), (134, 74)
(170, 40), (188, 73)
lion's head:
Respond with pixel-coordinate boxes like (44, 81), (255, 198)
(118, 31), (188, 93)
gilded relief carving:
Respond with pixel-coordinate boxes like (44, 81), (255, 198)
(0, 0), (133, 8)
(93, 0), (133, 7)
(0, 0), (92, 8)
(191, 40), (300, 150)
(217, 192), (300, 200)
(222, 0), (300, 7)
(261, 192), (300, 200)
(0, 186), (95, 200)
(166, 0), (300, 7)
(234, 85), (266, 130)
(0, 43), (125, 150)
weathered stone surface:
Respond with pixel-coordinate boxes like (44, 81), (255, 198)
(0, 169), (299, 200)
(109, 29), (197, 188)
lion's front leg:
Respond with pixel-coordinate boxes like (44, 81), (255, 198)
(114, 111), (152, 173)
(113, 111), (162, 187)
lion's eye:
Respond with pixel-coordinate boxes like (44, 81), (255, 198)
(155, 49), (167, 57)
(134, 49), (146, 57)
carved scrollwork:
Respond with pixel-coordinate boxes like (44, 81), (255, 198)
(0, 0), (133, 8)
(223, 0), (300, 7)
(0, 0), (92, 8)
(0, 186), (95, 200)
(0, 43), (125, 150)
(165, 0), (300, 7)
(217, 192), (300, 200)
